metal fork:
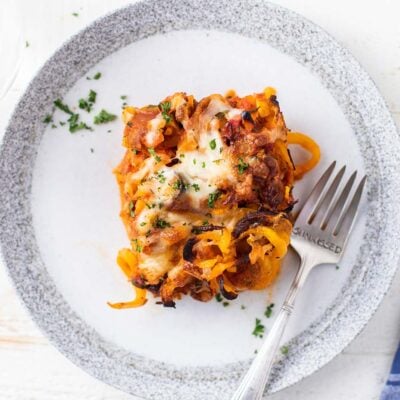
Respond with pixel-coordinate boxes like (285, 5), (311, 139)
(231, 161), (367, 400)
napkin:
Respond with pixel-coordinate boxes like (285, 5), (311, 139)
(380, 343), (400, 400)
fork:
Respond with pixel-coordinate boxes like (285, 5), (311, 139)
(231, 161), (367, 400)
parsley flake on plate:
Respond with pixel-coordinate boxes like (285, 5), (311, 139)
(264, 303), (275, 318)
(54, 99), (73, 115)
(78, 90), (97, 112)
(94, 109), (117, 124)
(68, 113), (92, 133)
(252, 318), (265, 338)
(43, 114), (52, 124)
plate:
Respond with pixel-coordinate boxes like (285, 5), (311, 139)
(1, 1), (399, 399)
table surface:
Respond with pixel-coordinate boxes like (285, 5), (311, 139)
(1, 0), (400, 399)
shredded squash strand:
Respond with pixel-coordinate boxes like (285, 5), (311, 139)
(288, 132), (320, 179)
(108, 286), (147, 309)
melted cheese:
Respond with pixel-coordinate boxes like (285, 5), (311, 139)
(144, 113), (165, 147)
(226, 108), (242, 120)
(135, 168), (180, 234)
(172, 98), (241, 206)
(134, 98), (242, 236)
(139, 253), (172, 282)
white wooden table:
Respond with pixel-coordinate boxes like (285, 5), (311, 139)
(1, 1), (399, 399)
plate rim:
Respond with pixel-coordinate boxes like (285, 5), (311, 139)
(1, 0), (400, 398)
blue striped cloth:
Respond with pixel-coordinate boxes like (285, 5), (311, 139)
(381, 343), (400, 399)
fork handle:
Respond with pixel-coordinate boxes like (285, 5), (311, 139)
(231, 255), (313, 400)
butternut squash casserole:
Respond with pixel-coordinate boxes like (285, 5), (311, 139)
(110, 88), (320, 308)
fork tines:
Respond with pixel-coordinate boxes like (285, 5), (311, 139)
(296, 161), (367, 247)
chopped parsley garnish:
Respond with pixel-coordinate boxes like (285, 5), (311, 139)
(335, 265), (340, 270)
(59, 121), (66, 126)
(192, 183), (200, 192)
(264, 303), (275, 318)
(94, 109), (117, 124)
(202, 220), (209, 226)
(128, 201), (135, 217)
(237, 157), (249, 174)
(132, 149), (138, 154)
(179, 154), (185, 158)
(93, 72), (102, 80)
(54, 99), (73, 115)
(209, 139), (217, 150)
(159, 101), (172, 123)
(172, 180), (188, 191)
(153, 218), (171, 229)
(252, 318), (265, 338)
(140, 222), (147, 226)
(148, 147), (161, 162)
(208, 190), (221, 208)
(201, 161), (206, 168)
(241, 305), (246, 310)
(213, 159), (223, 165)
(281, 345), (289, 355)
(43, 114), (53, 124)
(72, 12), (79, 17)
(52, 102), (90, 133)
(68, 113), (92, 133)
(156, 171), (166, 183)
(51, 124), (57, 129)
(222, 301), (229, 307)
(215, 293), (223, 303)
(120, 95), (127, 100)
(131, 239), (142, 253)
(193, 158), (197, 165)
(67, 113), (78, 126)
(25, 41), (30, 48)
(145, 202), (156, 209)
(88, 90), (96, 103)
(79, 89), (97, 112)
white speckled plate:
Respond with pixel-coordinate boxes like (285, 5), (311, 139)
(1, 1), (399, 399)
